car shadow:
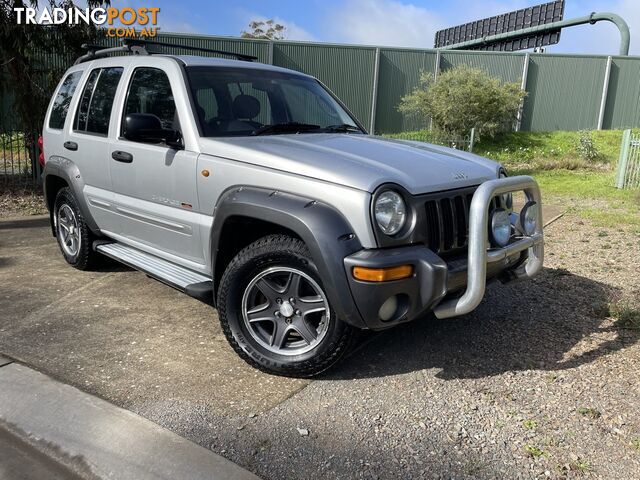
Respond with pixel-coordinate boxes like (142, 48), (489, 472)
(93, 255), (135, 273)
(328, 267), (636, 381)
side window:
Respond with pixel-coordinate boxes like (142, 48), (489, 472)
(123, 68), (178, 132)
(74, 67), (124, 135)
(48, 71), (82, 129)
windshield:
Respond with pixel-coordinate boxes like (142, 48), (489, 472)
(185, 66), (363, 137)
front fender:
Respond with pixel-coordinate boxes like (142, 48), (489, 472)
(211, 186), (367, 328)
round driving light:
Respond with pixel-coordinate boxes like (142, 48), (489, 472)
(520, 201), (539, 236)
(490, 208), (511, 247)
(375, 190), (406, 235)
(499, 170), (513, 209)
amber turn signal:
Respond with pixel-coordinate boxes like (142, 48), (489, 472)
(352, 265), (413, 282)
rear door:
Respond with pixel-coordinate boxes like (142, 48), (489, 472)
(108, 64), (205, 269)
(63, 65), (125, 233)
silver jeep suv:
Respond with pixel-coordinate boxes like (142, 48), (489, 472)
(42, 40), (543, 376)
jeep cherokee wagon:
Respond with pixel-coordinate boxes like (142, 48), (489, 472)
(42, 40), (544, 377)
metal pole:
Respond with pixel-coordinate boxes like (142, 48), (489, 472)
(615, 129), (631, 188)
(429, 50), (441, 131)
(516, 53), (530, 132)
(267, 41), (274, 64)
(597, 56), (612, 130)
(369, 47), (380, 134)
(439, 12), (631, 56)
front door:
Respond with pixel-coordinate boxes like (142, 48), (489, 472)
(109, 66), (205, 269)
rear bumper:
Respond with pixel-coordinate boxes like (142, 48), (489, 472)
(343, 176), (544, 330)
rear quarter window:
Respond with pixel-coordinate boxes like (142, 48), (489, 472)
(74, 67), (124, 135)
(48, 71), (83, 130)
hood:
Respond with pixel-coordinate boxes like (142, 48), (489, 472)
(198, 134), (499, 194)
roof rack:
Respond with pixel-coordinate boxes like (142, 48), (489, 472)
(74, 38), (258, 64)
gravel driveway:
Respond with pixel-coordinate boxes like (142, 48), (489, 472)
(1, 213), (639, 479)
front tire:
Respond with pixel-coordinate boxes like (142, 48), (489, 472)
(53, 187), (98, 270)
(217, 235), (355, 377)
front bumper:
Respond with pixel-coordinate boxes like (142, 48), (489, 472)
(344, 175), (544, 329)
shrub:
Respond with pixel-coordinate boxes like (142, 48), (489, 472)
(576, 130), (600, 160)
(398, 65), (526, 139)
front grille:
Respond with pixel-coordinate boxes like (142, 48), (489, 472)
(423, 186), (499, 255)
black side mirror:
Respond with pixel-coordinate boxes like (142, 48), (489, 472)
(123, 113), (183, 149)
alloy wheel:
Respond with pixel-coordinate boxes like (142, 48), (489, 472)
(241, 266), (330, 356)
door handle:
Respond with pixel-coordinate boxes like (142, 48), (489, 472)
(111, 151), (133, 163)
(63, 141), (78, 151)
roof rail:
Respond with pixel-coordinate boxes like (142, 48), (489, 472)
(122, 38), (258, 61)
(74, 41), (148, 64)
(73, 38), (258, 64)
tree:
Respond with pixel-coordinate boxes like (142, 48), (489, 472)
(241, 19), (285, 40)
(398, 65), (526, 139)
(0, 0), (110, 132)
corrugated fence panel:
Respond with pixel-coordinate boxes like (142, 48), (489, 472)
(273, 42), (376, 128)
(440, 51), (524, 84)
(522, 54), (607, 131)
(375, 49), (437, 134)
(603, 56), (640, 129)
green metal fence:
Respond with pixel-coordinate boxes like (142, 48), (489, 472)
(2, 31), (640, 137)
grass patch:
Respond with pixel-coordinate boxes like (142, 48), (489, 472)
(387, 129), (627, 168)
(523, 419), (538, 430)
(577, 407), (602, 419)
(571, 459), (591, 474)
(611, 303), (640, 331)
(474, 130), (624, 167)
(631, 438), (640, 451)
(524, 444), (547, 458)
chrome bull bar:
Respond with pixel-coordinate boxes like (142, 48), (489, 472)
(433, 175), (544, 319)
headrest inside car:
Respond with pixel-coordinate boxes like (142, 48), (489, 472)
(232, 94), (260, 120)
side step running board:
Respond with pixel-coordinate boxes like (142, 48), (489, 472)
(94, 242), (213, 303)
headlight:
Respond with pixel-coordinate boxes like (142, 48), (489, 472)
(520, 201), (539, 236)
(499, 169), (513, 209)
(490, 208), (511, 247)
(374, 190), (406, 235)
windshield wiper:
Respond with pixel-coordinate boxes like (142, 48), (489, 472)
(322, 123), (362, 133)
(252, 122), (320, 136)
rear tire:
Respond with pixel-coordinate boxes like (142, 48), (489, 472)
(53, 187), (98, 270)
(217, 234), (355, 377)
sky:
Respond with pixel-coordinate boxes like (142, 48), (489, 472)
(111, 0), (639, 55)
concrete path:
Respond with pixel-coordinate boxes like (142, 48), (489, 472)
(0, 425), (84, 480)
(0, 360), (259, 480)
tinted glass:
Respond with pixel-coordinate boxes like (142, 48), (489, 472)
(186, 67), (360, 137)
(49, 71), (83, 129)
(75, 67), (123, 135)
(279, 82), (343, 126)
(123, 68), (178, 132)
(75, 69), (100, 132)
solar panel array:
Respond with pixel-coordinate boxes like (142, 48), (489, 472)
(434, 1), (565, 52)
